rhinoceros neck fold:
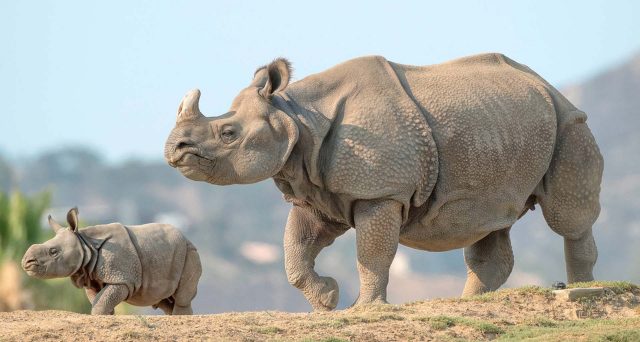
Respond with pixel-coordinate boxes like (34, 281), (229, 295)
(70, 233), (101, 289)
(272, 92), (332, 189)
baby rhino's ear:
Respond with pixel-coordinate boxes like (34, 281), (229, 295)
(66, 207), (80, 232)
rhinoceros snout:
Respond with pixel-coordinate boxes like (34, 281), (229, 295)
(21, 248), (40, 272)
(22, 258), (38, 269)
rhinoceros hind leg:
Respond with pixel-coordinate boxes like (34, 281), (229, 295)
(563, 228), (598, 283)
(171, 243), (202, 315)
(172, 304), (193, 315)
(461, 227), (514, 297)
(154, 298), (174, 315)
(536, 122), (603, 283)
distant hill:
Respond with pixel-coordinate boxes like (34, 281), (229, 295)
(1, 52), (639, 314)
(563, 52), (640, 176)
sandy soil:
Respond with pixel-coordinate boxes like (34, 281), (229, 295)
(1, 285), (638, 341)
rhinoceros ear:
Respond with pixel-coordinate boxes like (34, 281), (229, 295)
(48, 215), (63, 233)
(251, 66), (269, 88)
(66, 207), (79, 232)
(260, 58), (291, 99)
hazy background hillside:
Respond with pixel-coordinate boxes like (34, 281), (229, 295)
(1, 51), (639, 313)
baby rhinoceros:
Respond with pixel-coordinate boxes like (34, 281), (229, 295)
(21, 207), (201, 315)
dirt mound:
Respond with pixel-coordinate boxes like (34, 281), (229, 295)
(1, 282), (638, 341)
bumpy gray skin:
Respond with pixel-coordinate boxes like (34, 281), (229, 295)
(22, 208), (201, 315)
(164, 53), (603, 311)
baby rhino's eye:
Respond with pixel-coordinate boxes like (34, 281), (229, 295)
(49, 247), (59, 256)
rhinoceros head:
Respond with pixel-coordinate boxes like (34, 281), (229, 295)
(22, 208), (84, 279)
(164, 58), (299, 185)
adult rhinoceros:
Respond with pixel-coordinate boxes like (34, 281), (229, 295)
(164, 53), (603, 311)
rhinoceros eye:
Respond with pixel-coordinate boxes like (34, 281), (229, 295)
(49, 247), (59, 256)
(221, 128), (236, 144)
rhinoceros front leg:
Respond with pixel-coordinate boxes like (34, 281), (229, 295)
(284, 205), (349, 311)
(85, 288), (97, 306)
(353, 199), (402, 306)
(91, 284), (129, 315)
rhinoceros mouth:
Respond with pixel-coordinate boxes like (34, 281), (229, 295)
(174, 152), (218, 181)
(22, 262), (44, 277)
(174, 152), (215, 167)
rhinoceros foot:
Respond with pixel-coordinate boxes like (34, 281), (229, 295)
(306, 276), (339, 311)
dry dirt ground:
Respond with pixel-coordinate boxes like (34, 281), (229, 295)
(1, 282), (638, 341)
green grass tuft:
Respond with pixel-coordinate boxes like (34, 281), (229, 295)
(498, 318), (640, 341)
(256, 326), (283, 334)
(457, 285), (553, 302)
(427, 315), (456, 330)
(599, 329), (640, 342)
(378, 314), (404, 321)
(567, 281), (639, 294)
(413, 315), (504, 334)
(524, 317), (558, 328)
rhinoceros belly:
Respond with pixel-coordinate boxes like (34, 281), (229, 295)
(400, 190), (530, 251)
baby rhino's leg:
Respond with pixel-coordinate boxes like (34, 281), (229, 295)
(91, 284), (129, 315)
(171, 242), (202, 315)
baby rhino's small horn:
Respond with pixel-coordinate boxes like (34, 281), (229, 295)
(48, 215), (63, 233)
(177, 89), (204, 122)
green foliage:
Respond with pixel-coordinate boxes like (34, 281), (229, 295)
(26, 277), (92, 313)
(0, 191), (51, 260)
(0, 190), (91, 313)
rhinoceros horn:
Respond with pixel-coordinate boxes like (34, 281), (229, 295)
(176, 89), (204, 122)
(48, 215), (63, 233)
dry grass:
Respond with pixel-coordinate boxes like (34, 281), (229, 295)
(0, 282), (638, 341)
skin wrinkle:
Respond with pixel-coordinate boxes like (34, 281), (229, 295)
(165, 53), (603, 310)
(69, 232), (97, 287)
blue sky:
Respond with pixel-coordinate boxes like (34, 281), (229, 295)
(1, 0), (639, 161)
